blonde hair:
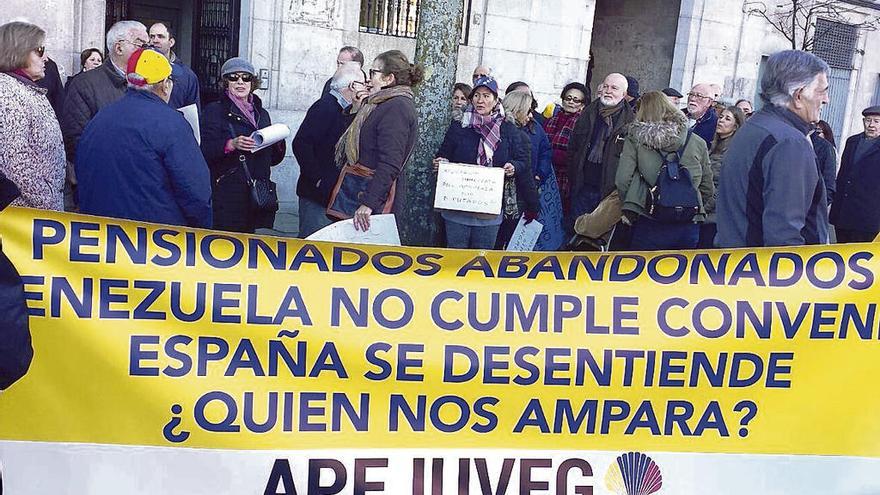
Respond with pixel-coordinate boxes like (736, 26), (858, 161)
(636, 91), (685, 123)
(502, 91), (532, 126)
(0, 22), (45, 72)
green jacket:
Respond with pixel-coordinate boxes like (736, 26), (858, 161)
(615, 118), (714, 222)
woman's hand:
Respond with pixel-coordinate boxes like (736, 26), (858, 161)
(353, 205), (373, 231)
(503, 163), (515, 177)
(433, 157), (448, 172)
(231, 135), (256, 152)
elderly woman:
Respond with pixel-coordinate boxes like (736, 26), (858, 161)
(698, 105), (745, 248)
(452, 82), (471, 111)
(543, 82), (588, 217)
(434, 76), (531, 249)
(616, 91), (713, 251)
(334, 50), (422, 232)
(501, 91), (563, 250)
(200, 57), (286, 233)
(0, 22), (65, 211)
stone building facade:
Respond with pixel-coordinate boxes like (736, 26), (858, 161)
(3, 0), (879, 234)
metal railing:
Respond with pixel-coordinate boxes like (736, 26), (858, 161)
(359, 0), (472, 45)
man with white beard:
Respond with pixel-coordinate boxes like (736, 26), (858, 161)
(566, 73), (635, 234)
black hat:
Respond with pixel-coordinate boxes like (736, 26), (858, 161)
(625, 75), (640, 99)
(863, 105), (880, 117)
(662, 87), (683, 98)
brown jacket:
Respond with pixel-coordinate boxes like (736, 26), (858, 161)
(567, 99), (634, 198)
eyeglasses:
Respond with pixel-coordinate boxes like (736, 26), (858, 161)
(120, 39), (151, 49)
(33, 46), (45, 57)
(225, 73), (254, 82)
(864, 117), (880, 125)
(369, 68), (385, 79)
(562, 95), (584, 104)
(687, 92), (713, 101)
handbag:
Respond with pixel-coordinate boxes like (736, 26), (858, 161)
(238, 154), (279, 212)
(326, 163), (396, 220)
(502, 176), (519, 221)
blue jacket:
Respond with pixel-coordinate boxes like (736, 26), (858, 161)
(168, 58), (200, 111)
(688, 107), (718, 149)
(830, 133), (880, 232)
(0, 248), (32, 390)
(716, 105), (828, 247)
(524, 122), (553, 185)
(76, 90), (212, 228)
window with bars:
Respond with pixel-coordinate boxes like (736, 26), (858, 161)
(812, 18), (858, 69)
(359, 0), (472, 44)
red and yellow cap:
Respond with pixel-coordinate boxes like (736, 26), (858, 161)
(126, 48), (172, 87)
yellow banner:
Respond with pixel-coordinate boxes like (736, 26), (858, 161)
(1, 207), (879, 457)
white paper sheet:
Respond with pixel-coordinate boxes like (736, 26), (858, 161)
(306, 214), (401, 246)
(250, 123), (290, 152)
(177, 104), (200, 145)
(433, 162), (505, 215)
(506, 215), (543, 251)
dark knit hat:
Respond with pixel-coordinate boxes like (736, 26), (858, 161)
(625, 75), (640, 98)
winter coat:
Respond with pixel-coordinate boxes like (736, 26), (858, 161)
(567, 99), (634, 198)
(0, 247), (32, 391)
(201, 92), (286, 233)
(76, 90), (212, 228)
(60, 60), (127, 162)
(615, 116), (713, 222)
(293, 91), (354, 206)
(168, 57), (201, 111)
(524, 121), (553, 185)
(715, 105), (828, 247)
(705, 134), (735, 220)
(436, 115), (538, 218)
(0, 73), (65, 211)
(811, 133), (837, 205)
(686, 106), (719, 148)
(354, 95), (418, 212)
(36, 58), (65, 119)
(830, 133), (880, 232)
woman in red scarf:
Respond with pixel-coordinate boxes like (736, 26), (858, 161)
(543, 82), (588, 216)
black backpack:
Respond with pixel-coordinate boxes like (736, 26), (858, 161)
(646, 129), (700, 223)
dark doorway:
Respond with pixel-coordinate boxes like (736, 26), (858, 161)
(105, 0), (241, 104)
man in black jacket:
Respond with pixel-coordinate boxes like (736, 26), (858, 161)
(294, 62), (365, 237)
(60, 20), (148, 164)
(831, 106), (880, 243)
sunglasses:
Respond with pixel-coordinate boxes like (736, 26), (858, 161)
(34, 46), (45, 57)
(225, 73), (254, 82)
(562, 95), (584, 104)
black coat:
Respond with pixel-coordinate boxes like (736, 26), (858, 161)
(200, 93), (286, 233)
(436, 118), (539, 214)
(36, 58), (64, 119)
(0, 248), (32, 390)
(567, 100), (634, 198)
(811, 133), (837, 205)
(60, 61), (127, 162)
(293, 92), (354, 206)
(830, 133), (880, 232)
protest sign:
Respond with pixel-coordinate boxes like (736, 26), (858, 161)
(1, 207), (879, 494)
(434, 162), (504, 215)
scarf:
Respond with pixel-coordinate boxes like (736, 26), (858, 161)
(335, 85), (415, 168)
(586, 100), (624, 163)
(543, 110), (580, 151)
(462, 103), (505, 166)
(227, 90), (257, 129)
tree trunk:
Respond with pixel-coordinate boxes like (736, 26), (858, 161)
(400, 0), (464, 246)
(791, 0), (799, 49)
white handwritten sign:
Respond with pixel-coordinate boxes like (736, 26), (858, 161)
(434, 162), (505, 215)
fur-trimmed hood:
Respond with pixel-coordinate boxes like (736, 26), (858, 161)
(628, 114), (689, 152)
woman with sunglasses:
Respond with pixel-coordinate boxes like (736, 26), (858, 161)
(0, 21), (65, 211)
(543, 82), (588, 220)
(200, 57), (287, 233)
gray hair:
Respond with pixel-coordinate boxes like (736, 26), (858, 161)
(760, 50), (829, 107)
(339, 46), (364, 66)
(330, 61), (364, 91)
(106, 20), (146, 53)
(0, 21), (45, 72)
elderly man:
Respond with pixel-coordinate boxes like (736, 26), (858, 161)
(294, 62), (365, 237)
(566, 72), (634, 232)
(61, 20), (148, 164)
(75, 49), (211, 228)
(662, 87), (683, 108)
(684, 82), (719, 145)
(321, 46), (364, 97)
(149, 22), (200, 110)
(830, 106), (880, 243)
(716, 50), (830, 247)
(472, 65), (491, 84)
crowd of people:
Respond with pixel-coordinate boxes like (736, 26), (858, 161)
(1, 19), (879, 252)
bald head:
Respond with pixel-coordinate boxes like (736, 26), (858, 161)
(687, 83), (715, 118)
(598, 73), (628, 106)
(472, 65), (491, 84)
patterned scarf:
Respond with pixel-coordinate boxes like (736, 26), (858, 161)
(543, 110), (580, 151)
(335, 85), (415, 167)
(227, 90), (257, 128)
(462, 103), (505, 166)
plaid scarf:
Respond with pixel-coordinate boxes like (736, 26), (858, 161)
(543, 110), (580, 152)
(462, 104), (505, 166)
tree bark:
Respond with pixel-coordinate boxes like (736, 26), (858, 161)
(401, 0), (464, 246)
